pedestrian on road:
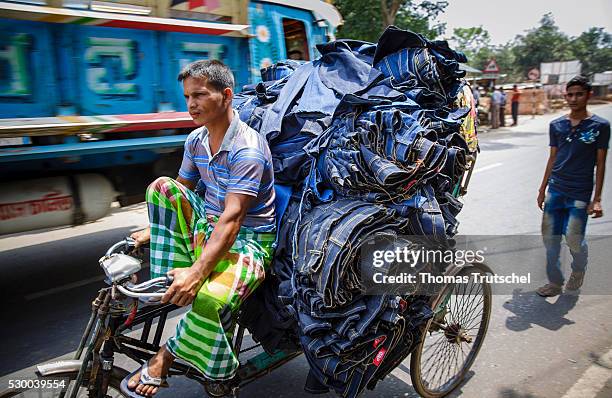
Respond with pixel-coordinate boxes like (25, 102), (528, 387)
(511, 84), (520, 126)
(499, 88), (507, 127)
(472, 84), (480, 107)
(490, 86), (502, 129)
(127, 60), (276, 396)
(536, 76), (610, 297)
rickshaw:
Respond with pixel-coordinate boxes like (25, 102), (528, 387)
(1, 171), (492, 398)
(1, 81), (487, 398)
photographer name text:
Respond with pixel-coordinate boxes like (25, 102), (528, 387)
(372, 272), (531, 284)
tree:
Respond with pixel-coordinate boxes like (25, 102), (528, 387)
(451, 26), (491, 57)
(473, 44), (519, 82)
(568, 27), (612, 76)
(511, 13), (573, 78)
(509, 13), (612, 79)
(333, 0), (448, 43)
(449, 26), (519, 81)
(380, 0), (403, 27)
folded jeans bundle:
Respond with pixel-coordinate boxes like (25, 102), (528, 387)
(232, 26), (477, 397)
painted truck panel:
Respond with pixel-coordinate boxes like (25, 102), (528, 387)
(247, 1), (327, 83)
(0, 19), (58, 118)
(0, 0), (341, 232)
(164, 32), (249, 112)
(69, 25), (160, 115)
(1, 2), (333, 119)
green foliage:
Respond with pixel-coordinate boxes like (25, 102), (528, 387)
(450, 14), (611, 82)
(333, 0), (448, 43)
(451, 27), (519, 82)
(331, 3), (611, 82)
(452, 26), (490, 56)
(511, 13), (573, 77)
(569, 28), (612, 76)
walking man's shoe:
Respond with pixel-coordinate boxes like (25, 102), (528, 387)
(536, 283), (563, 297)
(565, 272), (585, 291)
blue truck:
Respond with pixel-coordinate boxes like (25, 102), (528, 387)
(0, 0), (341, 234)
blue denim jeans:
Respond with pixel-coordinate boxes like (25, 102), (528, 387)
(294, 200), (407, 310)
(228, 24), (476, 396)
(260, 60), (304, 82)
(542, 189), (589, 285)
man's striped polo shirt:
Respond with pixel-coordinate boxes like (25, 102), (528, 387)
(178, 110), (276, 232)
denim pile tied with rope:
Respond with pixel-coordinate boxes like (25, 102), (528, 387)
(232, 26), (477, 397)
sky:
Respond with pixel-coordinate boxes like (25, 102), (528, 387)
(437, 0), (612, 45)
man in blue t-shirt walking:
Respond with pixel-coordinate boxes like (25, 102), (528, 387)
(536, 76), (610, 297)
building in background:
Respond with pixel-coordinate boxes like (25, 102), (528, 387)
(540, 60), (582, 100)
(592, 71), (612, 99)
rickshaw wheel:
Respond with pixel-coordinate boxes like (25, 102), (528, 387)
(409, 264), (492, 398)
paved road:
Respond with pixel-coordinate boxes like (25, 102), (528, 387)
(1, 105), (611, 397)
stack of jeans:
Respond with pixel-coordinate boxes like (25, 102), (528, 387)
(292, 200), (406, 308)
(233, 26), (477, 397)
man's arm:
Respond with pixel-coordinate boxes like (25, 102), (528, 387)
(589, 149), (607, 218)
(161, 192), (253, 306)
(538, 146), (558, 210)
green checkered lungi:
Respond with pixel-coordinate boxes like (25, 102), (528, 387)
(146, 177), (275, 380)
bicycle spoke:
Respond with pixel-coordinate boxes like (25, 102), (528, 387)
(455, 283), (482, 322)
(460, 295), (485, 325)
(445, 334), (464, 388)
(458, 302), (484, 329)
(448, 340), (469, 383)
(422, 339), (450, 377)
(463, 309), (485, 331)
(457, 286), (484, 321)
(429, 342), (454, 390)
(449, 341), (462, 384)
(413, 268), (491, 396)
(452, 291), (484, 333)
(437, 345), (455, 389)
(422, 341), (445, 375)
(458, 285), (483, 319)
(422, 337), (449, 355)
(448, 280), (481, 328)
(441, 342), (461, 388)
(422, 339), (453, 382)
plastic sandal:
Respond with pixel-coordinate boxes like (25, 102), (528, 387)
(120, 362), (168, 397)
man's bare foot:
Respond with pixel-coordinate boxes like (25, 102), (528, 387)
(127, 346), (174, 397)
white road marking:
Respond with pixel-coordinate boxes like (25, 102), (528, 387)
(562, 348), (612, 398)
(473, 162), (503, 174)
(25, 275), (105, 301)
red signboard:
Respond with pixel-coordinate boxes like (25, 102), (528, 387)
(483, 59), (500, 73)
